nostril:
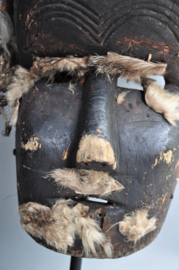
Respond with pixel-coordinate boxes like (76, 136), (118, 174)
(98, 211), (106, 218)
(83, 162), (90, 166)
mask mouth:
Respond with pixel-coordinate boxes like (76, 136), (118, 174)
(46, 194), (126, 213)
(73, 196), (126, 208)
(86, 196), (108, 204)
(44, 169), (145, 211)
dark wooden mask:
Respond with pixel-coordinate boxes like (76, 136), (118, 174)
(3, 0), (179, 259)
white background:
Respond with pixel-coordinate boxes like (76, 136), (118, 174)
(0, 115), (179, 270)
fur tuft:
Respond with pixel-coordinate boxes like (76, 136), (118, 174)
(89, 52), (167, 81)
(77, 215), (113, 257)
(6, 56), (88, 128)
(119, 208), (157, 244)
(0, 9), (16, 56)
(19, 200), (113, 257)
(46, 168), (124, 196)
(9, 98), (19, 127)
(117, 91), (130, 105)
(6, 66), (39, 108)
(142, 79), (179, 125)
(0, 49), (15, 92)
(36, 56), (88, 77)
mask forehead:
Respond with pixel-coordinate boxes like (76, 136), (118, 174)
(14, 0), (179, 85)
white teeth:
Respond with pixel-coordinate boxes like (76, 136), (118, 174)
(117, 75), (165, 91)
(87, 197), (108, 203)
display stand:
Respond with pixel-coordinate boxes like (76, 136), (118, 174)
(70, 256), (82, 270)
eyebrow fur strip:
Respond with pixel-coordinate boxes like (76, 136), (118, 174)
(5, 52), (168, 131)
(19, 200), (113, 257)
(46, 168), (124, 196)
(6, 56), (88, 109)
(119, 208), (157, 244)
(89, 52), (167, 82)
(5, 56), (88, 130)
(142, 78), (179, 125)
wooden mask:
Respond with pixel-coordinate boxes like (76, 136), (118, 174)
(1, 0), (179, 259)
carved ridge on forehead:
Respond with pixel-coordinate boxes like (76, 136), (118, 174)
(18, 0), (179, 51)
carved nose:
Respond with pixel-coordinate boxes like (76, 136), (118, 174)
(76, 134), (116, 167)
(76, 73), (119, 171)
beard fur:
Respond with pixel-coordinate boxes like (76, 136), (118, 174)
(119, 208), (157, 244)
(19, 200), (113, 257)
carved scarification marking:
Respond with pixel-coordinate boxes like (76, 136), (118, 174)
(21, 0), (179, 50)
(22, 0), (101, 47)
(101, 0), (178, 17)
(101, 9), (179, 45)
(31, 12), (101, 43)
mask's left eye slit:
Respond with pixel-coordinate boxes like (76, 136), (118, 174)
(117, 75), (165, 91)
